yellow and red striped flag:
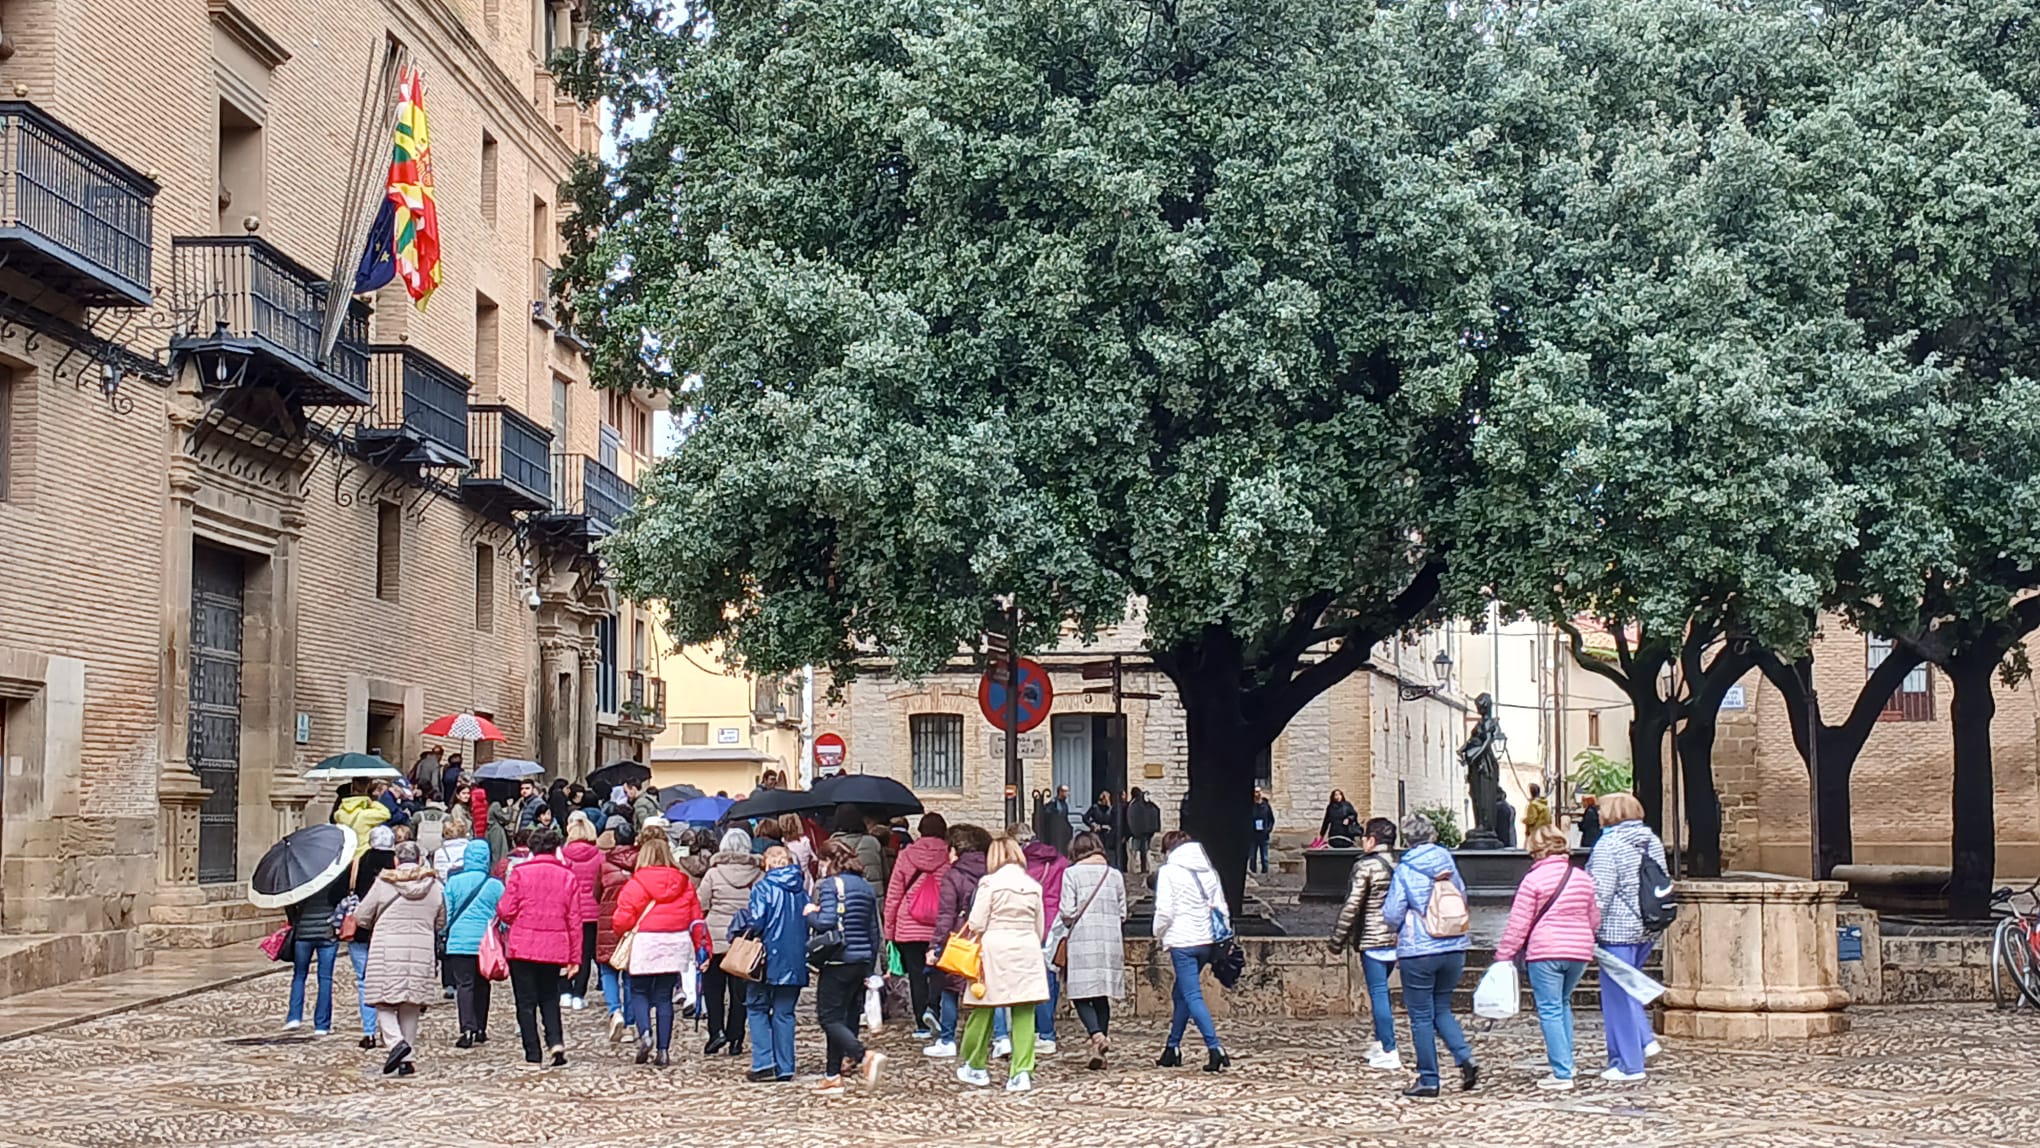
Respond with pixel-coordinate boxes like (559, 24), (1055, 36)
(386, 68), (440, 308)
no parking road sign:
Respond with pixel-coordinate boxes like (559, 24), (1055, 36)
(980, 658), (1053, 733)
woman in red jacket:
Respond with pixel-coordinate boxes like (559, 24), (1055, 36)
(594, 822), (640, 1044)
(496, 826), (587, 1067)
(613, 833), (705, 1066)
(884, 812), (951, 1036)
(560, 813), (606, 1011)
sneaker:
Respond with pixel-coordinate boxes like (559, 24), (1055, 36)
(955, 1065), (990, 1087)
(912, 1028), (933, 1041)
(609, 1012), (626, 1044)
(312, 1029), (330, 1037)
(860, 1051), (887, 1086)
(1366, 1048), (1403, 1071)
(1537, 1075), (1575, 1091)
(1644, 1040), (1663, 1060)
(1037, 1039), (1057, 1056)
(1005, 1071), (1032, 1092)
(745, 1068), (777, 1083)
(1364, 1039), (1383, 1058)
(1401, 1082), (1440, 1099)
(920, 1009), (939, 1033)
(992, 1037), (1012, 1059)
(282, 1019), (302, 1031)
(814, 1076), (845, 1097)
(1600, 1066), (1647, 1082)
(923, 1040), (957, 1058)
(549, 1045), (568, 1068)
(571, 996), (587, 1011)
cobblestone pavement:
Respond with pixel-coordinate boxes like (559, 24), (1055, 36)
(0, 969), (2025, 1147)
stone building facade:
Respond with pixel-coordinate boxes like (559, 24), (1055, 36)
(0, 0), (661, 990)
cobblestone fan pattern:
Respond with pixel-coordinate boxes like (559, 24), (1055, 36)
(0, 970), (2026, 1147)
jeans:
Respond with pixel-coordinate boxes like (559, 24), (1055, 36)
(894, 941), (932, 1027)
(507, 959), (564, 1062)
(347, 940), (376, 1035)
(1033, 969), (1060, 1042)
(938, 988), (960, 1043)
(287, 939), (337, 1031)
(446, 953), (492, 1036)
(568, 922), (597, 999)
(815, 963), (867, 1076)
(1251, 839), (1271, 873)
(1073, 996), (1111, 1036)
(1360, 953), (1397, 1052)
(1600, 940), (1656, 1073)
(702, 954), (746, 1042)
(963, 1004), (1036, 1073)
(747, 983), (801, 1078)
(1399, 951), (1474, 1088)
(1527, 958), (1587, 1079)
(631, 971), (678, 1052)
(600, 964), (632, 1022)
(1167, 944), (1220, 1050)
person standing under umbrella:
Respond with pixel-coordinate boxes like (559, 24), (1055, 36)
(334, 779), (390, 858)
(281, 869), (348, 1035)
(355, 841), (444, 1076)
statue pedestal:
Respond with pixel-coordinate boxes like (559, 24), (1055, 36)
(1459, 829), (1505, 851)
(1661, 877), (1852, 1044)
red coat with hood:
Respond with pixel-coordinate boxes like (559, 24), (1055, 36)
(497, 851), (587, 965)
(595, 844), (639, 962)
(884, 834), (951, 943)
(613, 864), (705, 936)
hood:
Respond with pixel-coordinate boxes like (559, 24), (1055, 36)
(460, 839), (493, 872)
(339, 795), (378, 813)
(631, 864), (693, 902)
(562, 839), (601, 864)
(1024, 842), (1067, 871)
(950, 850), (987, 880)
(381, 863), (438, 898)
(1604, 820), (1655, 853)
(762, 863), (807, 893)
(902, 835), (950, 868)
(1399, 841), (1456, 877)
(605, 844), (641, 870)
(1165, 841), (1215, 873)
(829, 829), (870, 847)
(710, 850), (761, 873)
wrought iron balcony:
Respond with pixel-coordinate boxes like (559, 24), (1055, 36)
(358, 344), (470, 468)
(462, 404), (553, 513)
(0, 102), (157, 307)
(170, 235), (370, 406)
(621, 672), (667, 732)
(547, 452), (635, 537)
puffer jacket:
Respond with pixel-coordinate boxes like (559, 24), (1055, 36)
(884, 835), (950, 942)
(810, 872), (882, 973)
(355, 863), (444, 1006)
(561, 839), (604, 924)
(1381, 842), (1471, 958)
(1153, 841), (1230, 951)
(1331, 849), (1398, 953)
(443, 838), (505, 956)
(613, 864), (704, 936)
(333, 796), (390, 858)
(830, 830), (887, 896)
(931, 849), (987, 995)
(1587, 819), (1668, 945)
(1495, 853), (1600, 963)
(285, 872), (350, 944)
(1023, 841), (1069, 928)
(738, 863), (811, 987)
(496, 852), (586, 965)
(699, 851), (762, 954)
(594, 844), (639, 962)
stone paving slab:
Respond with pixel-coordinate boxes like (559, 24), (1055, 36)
(1, 964), (2032, 1147)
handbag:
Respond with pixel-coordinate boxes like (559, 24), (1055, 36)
(1195, 874), (1235, 944)
(907, 868), (942, 926)
(333, 893), (360, 942)
(259, 923), (294, 962)
(723, 930), (767, 982)
(1052, 870), (1110, 973)
(609, 929), (637, 972)
(807, 877), (848, 968)
(477, 917), (510, 982)
(934, 925), (982, 981)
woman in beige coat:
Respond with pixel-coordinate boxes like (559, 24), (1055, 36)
(956, 835), (1048, 1093)
(355, 841), (445, 1076)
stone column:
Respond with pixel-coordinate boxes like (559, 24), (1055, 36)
(537, 637), (577, 775)
(1661, 877), (1852, 1043)
(576, 645), (599, 775)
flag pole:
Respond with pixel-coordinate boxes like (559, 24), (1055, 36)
(320, 37), (407, 362)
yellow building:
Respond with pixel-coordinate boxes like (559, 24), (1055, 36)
(646, 635), (803, 796)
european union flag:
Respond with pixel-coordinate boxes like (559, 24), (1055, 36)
(353, 196), (397, 294)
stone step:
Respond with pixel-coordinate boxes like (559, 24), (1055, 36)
(0, 932), (151, 1001)
(143, 896), (277, 950)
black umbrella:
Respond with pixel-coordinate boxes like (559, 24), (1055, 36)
(248, 824), (357, 909)
(587, 759), (652, 791)
(810, 773), (924, 817)
(725, 787), (827, 821)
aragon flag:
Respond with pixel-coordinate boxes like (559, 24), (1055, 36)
(386, 68), (441, 307)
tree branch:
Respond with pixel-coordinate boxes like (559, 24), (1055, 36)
(1257, 558), (1446, 734)
(1559, 620), (1632, 691)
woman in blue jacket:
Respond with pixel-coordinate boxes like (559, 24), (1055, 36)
(807, 840), (885, 1095)
(1380, 812), (1479, 1098)
(441, 837), (503, 1047)
(738, 845), (810, 1082)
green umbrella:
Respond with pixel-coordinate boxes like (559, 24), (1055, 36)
(305, 752), (402, 781)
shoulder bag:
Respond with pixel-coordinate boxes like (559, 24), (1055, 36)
(477, 916), (510, 981)
(723, 927), (767, 982)
(1514, 864), (1575, 967)
(807, 876), (848, 968)
(1053, 871), (1110, 974)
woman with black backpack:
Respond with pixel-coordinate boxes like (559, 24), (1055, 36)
(1584, 792), (1668, 1083)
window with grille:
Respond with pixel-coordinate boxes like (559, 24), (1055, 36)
(910, 713), (964, 791)
(1868, 636), (1933, 721)
(375, 502), (401, 601)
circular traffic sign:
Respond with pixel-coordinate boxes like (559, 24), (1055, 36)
(814, 732), (847, 770)
(979, 658), (1054, 733)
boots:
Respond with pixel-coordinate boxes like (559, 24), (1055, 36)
(1156, 1046), (1182, 1068)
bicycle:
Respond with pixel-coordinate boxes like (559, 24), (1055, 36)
(1990, 878), (2040, 1009)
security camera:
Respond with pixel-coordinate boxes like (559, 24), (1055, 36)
(526, 586), (542, 610)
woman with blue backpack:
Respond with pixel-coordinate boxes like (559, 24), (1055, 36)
(1585, 791), (1669, 1082)
(1380, 812), (1479, 1098)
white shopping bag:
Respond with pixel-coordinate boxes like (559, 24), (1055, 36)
(678, 944), (700, 1008)
(1596, 946), (1666, 1005)
(1472, 961), (1520, 1019)
(862, 982), (884, 1031)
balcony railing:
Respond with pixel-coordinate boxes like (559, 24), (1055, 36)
(462, 404), (553, 512)
(623, 672), (666, 731)
(549, 451), (635, 536)
(0, 102), (157, 306)
(170, 235), (370, 406)
(360, 344), (470, 466)
(530, 259), (556, 328)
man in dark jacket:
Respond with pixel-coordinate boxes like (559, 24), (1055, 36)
(1250, 787), (1276, 873)
(1125, 788), (1162, 873)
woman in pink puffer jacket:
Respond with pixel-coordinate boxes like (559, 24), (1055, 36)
(1492, 826), (1601, 1090)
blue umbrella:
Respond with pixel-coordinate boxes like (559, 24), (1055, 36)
(666, 794), (734, 824)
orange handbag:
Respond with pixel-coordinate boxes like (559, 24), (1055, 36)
(934, 926), (983, 982)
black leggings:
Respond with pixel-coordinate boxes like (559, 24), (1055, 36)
(702, 953), (748, 1042)
(894, 941), (932, 1024)
(446, 953), (491, 1036)
(1074, 996), (1111, 1037)
(568, 922), (597, 998)
(508, 959), (563, 1062)
(815, 963), (867, 1076)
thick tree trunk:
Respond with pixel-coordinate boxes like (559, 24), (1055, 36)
(1674, 714), (1724, 877)
(1811, 730), (1855, 879)
(1180, 700), (1266, 916)
(1947, 653), (2000, 920)
(1629, 704), (1671, 832)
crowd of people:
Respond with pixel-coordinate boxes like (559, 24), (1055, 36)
(283, 766), (1665, 1099)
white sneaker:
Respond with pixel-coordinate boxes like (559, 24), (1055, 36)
(1644, 1040), (1663, 1060)
(1600, 1066), (1647, 1082)
(559, 993), (574, 1008)
(1037, 1039), (1057, 1056)
(993, 1037), (1012, 1059)
(923, 1040), (957, 1058)
(1366, 1048), (1403, 1071)
(312, 1029), (330, 1037)
(1364, 1039), (1383, 1058)
(281, 1019), (302, 1031)
(571, 997), (587, 1011)
(1005, 1070), (1032, 1092)
(1537, 1075), (1575, 1091)
(955, 1065), (990, 1087)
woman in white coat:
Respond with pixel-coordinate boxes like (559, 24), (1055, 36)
(1152, 829), (1232, 1072)
(1050, 831), (1128, 1070)
(955, 835), (1049, 1092)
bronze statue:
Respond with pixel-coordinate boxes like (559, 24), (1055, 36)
(1459, 693), (1505, 849)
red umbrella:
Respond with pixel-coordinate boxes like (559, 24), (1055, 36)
(421, 712), (504, 741)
